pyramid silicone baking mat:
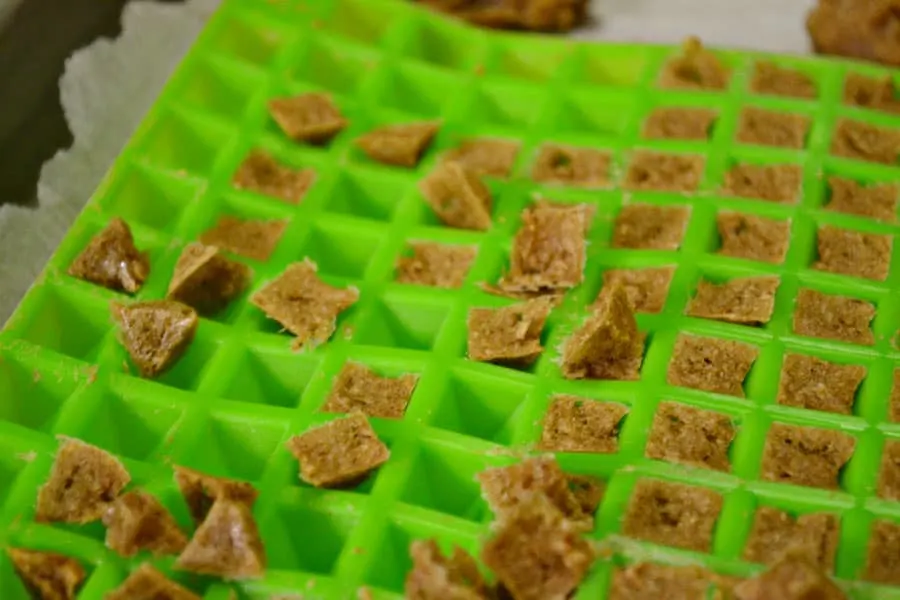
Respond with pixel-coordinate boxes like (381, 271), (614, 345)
(4, 0), (900, 597)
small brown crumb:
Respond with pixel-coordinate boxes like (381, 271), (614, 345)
(612, 204), (690, 250)
(814, 225), (893, 281)
(419, 161), (492, 230)
(645, 401), (735, 472)
(843, 73), (900, 113)
(232, 151), (316, 205)
(268, 92), (348, 143)
(623, 151), (705, 192)
(107, 563), (200, 600)
(732, 555), (846, 600)
(405, 540), (492, 600)
(878, 440), (900, 500)
(743, 507), (840, 571)
(199, 216), (288, 262)
(441, 138), (520, 178)
(396, 242), (476, 289)
(760, 423), (855, 489)
(642, 106), (717, 141)
(111, 300), (198, 378)
(750, 61), (817, 99)
(7, 548), (86, 600)
(736, 107), (810, 149)
(35, 438), (131, 524)
(166, 243), (251, 315)
(865, 519), (900, 585)
(103, 490), (188, 558)
(467, 298), (552, 366)
(286, 412), (390, 488)
(792, 288), (875, 346)
(609, 563), (718, 600)
(831, 118), (900, 165)
(68, 218), (149, 293)
(722, 163), (802, 203)
(622, 479), (723, 552)
(825, 177), (898, 222)
(173, 465), (258, 525)
(321, 362), (418, 419)
(601, 267), (675, 313)
(716, 212), (791, 264)
(355, 121), (439, 167)
(251, 260), (359, 350)
(175, 499), (266, 580)
(539, 395), (628, 453)
(530, 143), (611, 187)
(776, 354), (865, 415)
(660, 36), (730, 91)
(686, 276), (780, 325)
(667, 334), (758, 397)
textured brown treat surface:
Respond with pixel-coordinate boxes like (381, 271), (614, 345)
(716, 212), (790, 264)
(750, 61), (817, 99)
(111, 300), (199, 378)
(660, 36), (730, 90)
(321, 362), (418, 419)
(175, 499), (266, 580)
(807, 0), (900, 68)
(467, 298), (552, 366)
(427, 0), (589, 33)
(792, 288), (875, 345)
(232, 151), (316, 204)
(35, 438), (131, 524)
(104, 490), (188, 558)
(736, 107), (810, 149)
(404, 540), (491, 600)
(355, 122), (439, 167)
(7, 548), (86, 600)
(601, 267), (674, 314)
(776, 354), (865, 415)
(568, 474), (605, 517)
(106, 563), (200, 600)
(891, 369), (900, 423)
(732, 556), (846, 600)
(173, 466), (258, 525)
(760, 423), (855, 489)
(419, 162), (493, 230)
(743, 507), (840, 571)
(722, 163), (802, 203)
(612, 204), (690, 250)
(843, 73), (900, 113)
(396, 242), (476, 288)
(268, 93), (347, 143)
(865, 519), (900, 585)
(645, 402), (735, 472)
(68, 218), (149, 293)
(531, 143), (611, 187)
(814, 225), (893, 281)
(561, 284), (645, 381)
(609, 562), (718, 600)
(623, 151), (704, 192)
(831, 118), (900, 165)
(667, 334), (758, 397)
(167, 243), (251, 315)
(622, 479), (723, 552)
(877, 440), (900, 500)
(642, 107), (717, 141)
(687, 276), (779, 325)
(286, 412), (390, 488)
(441, 138), (519, 178)
(199, 216), (287, 262)
(826, 177), (898, 222)
(251, 260), (359, 350)
(539, 395), (628, 453)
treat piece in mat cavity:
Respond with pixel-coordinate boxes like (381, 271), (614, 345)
(716, 212), (790, 264)
(286, 412), (390, 488)
(404, 539), (492, 600)
(106, 563), (201, 600)
(321, 362), (419, 419)
(611, 204), (690, 250)
(865, 519), (900, 585)
(232, 150), (316, 204)
(777, 354), (865, 415)
(792, 288), (875, 346)
(111, 300), (198, 378)
(825, 176), (898, 222)
(67, 217), (149, 293)
(175, 499), (266, 580)
(623, 151), (705, 192)
(877, 439), (900, 500)
(686, 276), (780, 325)
(750, 61), (817, 99)
(396, 242), (477, 289)
(166, 243), (251, 316)
(561, 284), (645, 381)
(667, 333), (758, 397)
(539, 395), (628, 454)
(601, 267), (675, 314)
(174, 465), (258, 525)
(814, 225), (893, 281)
(807, 0), (900, 67)
(424, 0), (589, 33)
(732, 555), (846, 600)
(35, 437), (131, 524)
(843, 72), (900, 113)
(736, 106), (810, 149)
(104, 490), (188, 557)
(268, 92), (348, 144)
(200, 216), (288, 262)
(568, 474), (605, 517)
(645, 401), (735, 472)
(743, 506), (839, 571)
(722, 163), (802, 203)
(891, 369), (900, 423)
(642, 107), (717, 140)
(831, 118), (900, 165)
(609, 562), (722, 600)
(467, 298), (552, 366)
(419, 162), (493, 230)
(660, 36), (730, 90)
(355, 121), (440, 167)
(760, 423), (855, 489)
(441, 137), (520, 178)
(7, 548), (86, 600)
(531, 143), (611, 187)
(251, 260), (359, 350)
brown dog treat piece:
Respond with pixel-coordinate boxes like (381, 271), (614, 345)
(199, 216), (288, 262)
(539, 395), (628, 453)
(405, 540), (492, 600)
(251, 260), (359, 349)
(660, 36), (730, 90)
(268, 93), (347, 143)
(807, 0), (900, 68)
(831, 118), (900, 165)
(877, 440), (900, 500)
(645, 402), (735, 472)
(321, 362), (418, 419)
(286, 412), (390, 488)
(865, 519), (900, 585)
(826, 177), (898, 222)
(751, 61), (817, 99)
(609, 562), (718, 600)
(175, 499), (266, 580)
(622, 479), (723, 552)
(814, 225), (893, 281)
(743, 507), (840, 571)
(568, 474), (605, 516)
(419, 162), (493, 230)
(68, 218), (149, 293)
(891, 370), (900, 422)
(167, 243), (251, 315)
(601, 267), (675, 314)
(173, 466), (258, 525)
(792, 288), (875, 345)
(104, 490), (188, 558)
(777, 354), (865, 415)
(531, 144), (611, 187)
(722, 163), (802, 203)
(732, 556), (846, 600)
(843, 73), (900, 113)
(716, 212), (791, 264)
(232, 151), (316, 204)
(396, 242), (476, 289)
(467, 298), (552, 366)
(687, 276), (779, 325)
(441, 0), (589, 33)
(643, 107), (717, 141)
(667, 334), (758, 397)
(623, 151), (705, 192)
(107, 563), (201, 600)
(355, 122), (439, 167)
(612, 204), (690, 250)
(7, 548), (86, 600)
(35, 438), (131, 524)
(736, 107), (811, 149)
(111, 300), (198, 378)
(441, 138), (520, 178)
(761, 423), (855, 489)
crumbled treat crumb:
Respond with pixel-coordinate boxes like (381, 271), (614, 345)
(68, 218), (149, 293)
(609, 562), (718, 600)
(792, 288), (875, 346)
(268, 93), (348, 143)
(814, 225), (893, 281)
(878, 440), (900, 500)
(539, 395), (628, 453)
(111, 300), (198, 378)
(716, 212), (791, 264)
(7, 548), (86, 600)
(104, 490), (188, 558)
(251, 260), (359, 350)
(35, 437), (131, 524)
(467, 298), (552, 366)
(732, 556), (846, 600)
(865, 519), (900, 585)
(419, 161), (493, 230)
(561, 284), (645, 381)
(776, 354), (865, 415)
(232, 151), (316, 204)
(396, 242), (476, 288)
(722, 163), (802, 203)
(660, 36), (730, 90)
(199, 216), (288, 262)
(174, 465), (258, 525)
(355, 122), (439, 167)
(107, 563), (200, 600)
(622, 479), (723, 552)
(441, 138), (520, 178)
(645, 401), (735, 472)
(166, 243), (252, 315)
(601, 267), (675, 313)
(825, 176), (898, 222)
(743, 507), (840, 571)
(643, 106), (717, 141)
(686, 276), (780, 325)
(612, 204), (690, 250)
(736, 107), (811, 149)
(831, 118), (900, 165)
(667, 334), (758, 397)
(405, 540), (492, 600)
(531, 143), (611, 187)
(751, 61), (817, 99)
(843, 73), (900, 113)
(321, 362), (418, 419)
(623, 151), (705, 192)
(175, 499), (266, 580)
(286, 412), (390, 488)
(760, 423), (855, 489)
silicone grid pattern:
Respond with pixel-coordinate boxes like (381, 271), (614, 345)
(3, 0), (900, 598)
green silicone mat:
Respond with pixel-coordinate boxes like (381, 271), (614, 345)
(4, 0), (900, 597)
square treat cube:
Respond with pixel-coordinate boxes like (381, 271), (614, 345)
(722, 163), (802, 203)
(831, 119), (900, 165)
(7, 548), (86, 600)
(355, 121), (439, 168)
(68, 218), (149, 294)
(467, 298), (552, 366)
(601, 267), (675, 314)
(865, 520), (900, 585)
(733, 556), (846, 600)
(716, 212), (790, 264)
(644, 401), (735, 472)
(611, 204), (690, 250)
(877, 440), (900, 500)
(321, 362), (418, 419)
(843, 73), (900, 112)
(736, 107), (810, 149)
(760, 423), (855, 489)
(610, 563), (719, 600)
(686, 276), (779, 325)
(232, 151), (316, 204)
(792, 288), (875, 346)
(751, 61), (816, 99)
(666, 334), (758, 397)
(199, 216), (288, 262)
(442, 138), (520, 178)
(419, 162), (493, 230)
(814, 225), (893, 281)
(623, 151), (705, 192)
(743, 507), (839, 571)
(825, 177), (897, 222)
(642, 107), (717, 141)
(531, 143), (611, 187)
(776, 354), (865, 415)
(622, 479), (723, 552)
(405, 540), (491, 600)
(539, 395), (628, 453)
(268, 92), (348, 143)
(396, 242), (477, 289)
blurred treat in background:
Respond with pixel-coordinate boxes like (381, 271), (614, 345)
(416, 0), (590, 32)
(807, 0), (900, 66)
